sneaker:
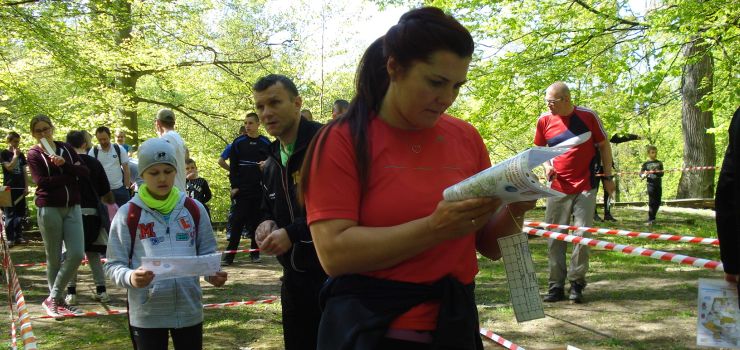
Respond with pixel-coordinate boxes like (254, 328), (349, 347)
(569, 282), (586, 304)
(94, 292), (110, 303)
(59, 299), (83, 315)
(543, 287), (565, 302)
(7, 241), (14, 248)
(65, 293), (77, 306)
(250, 256), (262, 263)
(15, 237), (27, 244)
(593, 213), (603, 222)
(42, 297), (63, 317)
(604, 214), (617, 222)
(645, 220), (654, 227)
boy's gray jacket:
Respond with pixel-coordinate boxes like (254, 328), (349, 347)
(104, 192), (216, 328)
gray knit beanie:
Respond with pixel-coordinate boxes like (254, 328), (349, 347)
(137, 138), (177, 176)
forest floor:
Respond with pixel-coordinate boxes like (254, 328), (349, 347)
(2, 206), (723, 349)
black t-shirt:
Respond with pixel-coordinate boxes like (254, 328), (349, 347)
(1, 149), (26, 188)
(229, 134), (271, 197)
(641, 159), (664, 185)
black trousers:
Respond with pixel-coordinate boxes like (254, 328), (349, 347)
(3, 189), (26, 242)
(647, 183), (662, 221)
(282, 270), (327, 350)
(223, 195), (261, 262)
(130, 322), (202, 350)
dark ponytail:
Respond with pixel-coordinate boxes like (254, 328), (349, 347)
(300, 7), (473, 201)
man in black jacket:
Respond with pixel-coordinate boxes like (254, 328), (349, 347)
(252, 74), (327, 350)
(717, 106), (740, 287)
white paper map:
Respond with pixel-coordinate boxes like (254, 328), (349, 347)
(141, 252), (222, 281)
(698, 278), (740, 348)
(498, 232), (545, 322)
(443, 147), (567, 203)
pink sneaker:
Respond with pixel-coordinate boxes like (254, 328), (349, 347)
(58, 299), (83, 316)
(41, 297), (63, 317)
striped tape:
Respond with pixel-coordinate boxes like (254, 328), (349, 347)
(480, 328), (525, 350)
(33, 297), (278, 319)
(525, 228), (723, 271)
(1, 225), (38, 350)
(524, 221), (719, 245)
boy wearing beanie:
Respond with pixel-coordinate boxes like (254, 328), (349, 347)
(105, 138), (227, 349)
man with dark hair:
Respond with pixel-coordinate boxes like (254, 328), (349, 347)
(253, 74), (327, 350)
(222, 112), (270, 265)
(331, 99), (349, 119)
(2, 131), (29, 246)
(300, 109), (313, 121)
(89, 126), (131, 207)
(155, 109), (188, 192)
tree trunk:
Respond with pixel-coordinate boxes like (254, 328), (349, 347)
(677, 36), (714, 199)
(113, 0), (139, 148)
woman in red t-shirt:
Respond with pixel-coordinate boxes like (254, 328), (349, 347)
(301, 7), (534, 350)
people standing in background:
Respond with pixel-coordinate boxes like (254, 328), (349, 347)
(186, 158), (212, 219)
(716, 106), (740, 287)
(89, 126), (131, 207)
(64, 131), (114, 305)
(222, 113), (270, 265)
(640, 145), (664, 226)
(535, 81), (614, 304)
(155, 108), (188, 192)
(331, 99), (349, 119)
(1, 131), (29, 246)
(27, 115), (87, 317)
(218, 125), (247, 172)
(115, 129), (132, 155)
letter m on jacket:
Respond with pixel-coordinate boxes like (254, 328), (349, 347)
(138, 222), (155, 239)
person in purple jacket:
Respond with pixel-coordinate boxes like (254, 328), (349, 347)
(26, 115), (88, 317)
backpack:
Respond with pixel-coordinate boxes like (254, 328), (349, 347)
(125, 197), (201, 263)
(94, 144), (124, 176)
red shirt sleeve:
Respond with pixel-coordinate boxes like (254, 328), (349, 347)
(305, 124), (362, 225)
(534, 116), (547, 146)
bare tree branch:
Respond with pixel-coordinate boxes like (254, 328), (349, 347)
(1, 0), (39, 6)
(572, 0), (646, 27)
(133, 96), (229, 144)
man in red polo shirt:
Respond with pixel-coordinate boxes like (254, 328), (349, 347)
(534, 81), (615, 304)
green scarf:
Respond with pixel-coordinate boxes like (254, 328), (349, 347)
(280, 142), (295, 167)
(139, 184), (180, 215)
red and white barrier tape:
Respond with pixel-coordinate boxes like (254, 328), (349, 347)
(525, 228), (723, 271)
(480, 328), (525, 350)
(32, 297), (278, 319)
(1, 224), (38, 349)
(16, 248), (261, 267)
(524, 221), (719, 246)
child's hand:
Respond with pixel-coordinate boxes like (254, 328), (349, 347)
(207, 271), (228, 287)
(130, 267), (155, 288)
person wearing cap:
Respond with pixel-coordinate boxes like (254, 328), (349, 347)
(154, 108), (188, 192)
(105, 138), (227, 350)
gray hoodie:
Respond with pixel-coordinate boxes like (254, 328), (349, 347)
(104, 192), (216, 328)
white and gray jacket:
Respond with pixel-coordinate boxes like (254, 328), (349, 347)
(104, 192), (216, 329)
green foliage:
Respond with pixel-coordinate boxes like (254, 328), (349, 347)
(431, 0), (738, 201)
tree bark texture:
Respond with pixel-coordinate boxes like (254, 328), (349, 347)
(677, 36), (715, 199)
